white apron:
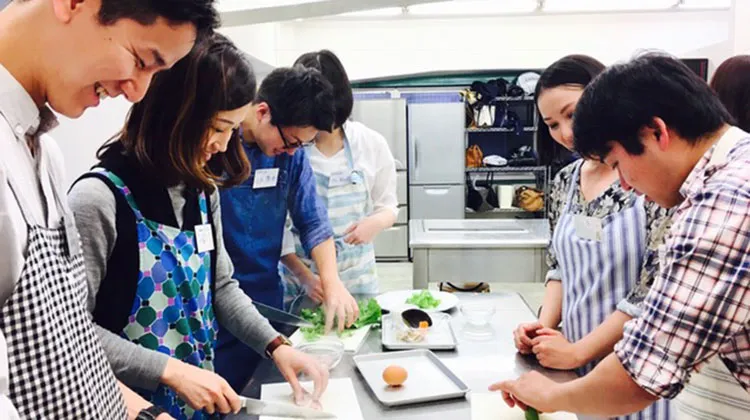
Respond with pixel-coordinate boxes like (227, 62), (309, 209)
(282, 137), (378, 302)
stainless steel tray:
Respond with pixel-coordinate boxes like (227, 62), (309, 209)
(353, 349), (469, 407)
(381, 313), (458, 350)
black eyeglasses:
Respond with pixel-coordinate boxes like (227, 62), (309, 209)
(277, 126), (304, 150)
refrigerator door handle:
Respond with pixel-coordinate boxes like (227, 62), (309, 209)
(424, 188), (451, 196)
(413, 136), (419, 174)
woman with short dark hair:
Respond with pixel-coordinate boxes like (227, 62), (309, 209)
(68, 34), (328, 419)
(279, 49), (398, 300)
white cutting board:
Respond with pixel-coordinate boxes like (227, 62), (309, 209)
(289, 325), (372, 352)
(260, 378), (364, 420)
(471, 393), (578, 420)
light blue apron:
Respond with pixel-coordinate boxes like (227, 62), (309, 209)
(281, 138), (378, 304)
(551, 160), (672, 420)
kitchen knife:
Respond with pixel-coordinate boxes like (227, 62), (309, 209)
(240, 396), (336, 419)
(252, 301), (315, 328)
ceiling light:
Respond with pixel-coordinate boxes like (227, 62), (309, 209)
(337, 7), (405, 18)
(677, 0), (731, 9)
(216, 0), (326, 13)
(409, 0), (539, 16)
(543, 0), (678, 12)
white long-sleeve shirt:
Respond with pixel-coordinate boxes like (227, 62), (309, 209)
(0, 331), (20, 420)
(0, 63), (58, 420)
(282, 120), (398, 255)
(309, 120), (398, 217)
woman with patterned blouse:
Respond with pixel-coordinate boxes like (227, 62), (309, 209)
(512, 55), (673, 419)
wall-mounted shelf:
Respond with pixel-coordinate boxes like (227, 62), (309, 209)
(466, 126), (537, 133)
(466, 166), (546, 173)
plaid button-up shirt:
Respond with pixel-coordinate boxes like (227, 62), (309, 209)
(615, 127), (750, 399)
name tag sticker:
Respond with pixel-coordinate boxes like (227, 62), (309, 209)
(195, 224), (215, 253)
(253, 168), (279, 189)
(574, 215), (603, 242)
(329, 171), (354, 188)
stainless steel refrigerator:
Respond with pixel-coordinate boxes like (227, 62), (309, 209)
(350, 98), (409, 261)
(408, 102), (465, 221)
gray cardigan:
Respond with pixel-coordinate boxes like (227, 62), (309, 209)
(69, 178), (279, 391)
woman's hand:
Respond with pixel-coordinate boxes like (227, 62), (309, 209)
(300, 272), (324, 303)
(161, 358), (241, 415)
(513, 322), (542, 355)
(343, 218), (381, 245)
(531, 328), (583, 370)
(271, 345), (329, 405)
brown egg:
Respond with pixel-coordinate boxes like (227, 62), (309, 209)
(382, 365), (408, 387)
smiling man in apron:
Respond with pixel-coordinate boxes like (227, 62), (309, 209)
(492, 54), (750, 418)
(0, 0), (218, 418)
(216, 67), (359, 393)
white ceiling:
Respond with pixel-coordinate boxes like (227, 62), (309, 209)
(218, 0), (440, 26)
(217, 0), (732, 26)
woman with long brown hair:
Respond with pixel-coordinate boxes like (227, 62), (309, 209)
(68, 33), (328, 419)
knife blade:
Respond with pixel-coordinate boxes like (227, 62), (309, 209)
(241, 396), (336, 418)
(252, 301), (315, 328)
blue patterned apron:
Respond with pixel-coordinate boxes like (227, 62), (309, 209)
(96, 170), (219, 420)
(281, 137), (378, 304)
(551, 161), (672, 419)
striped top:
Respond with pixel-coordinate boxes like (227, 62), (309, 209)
(675, 357), (750, 420)
(546, 160), (673, 318)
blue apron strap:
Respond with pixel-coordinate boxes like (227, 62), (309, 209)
(342, 135), (371, 215)
(198, 190), (209, 225)
(88, 168), (146, 222)
(343, 135), (355, 170)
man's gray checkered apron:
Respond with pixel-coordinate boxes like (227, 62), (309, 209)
(0, 166), (126, 419)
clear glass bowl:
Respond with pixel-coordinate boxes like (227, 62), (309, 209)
(460, 302), (496, 326)
(297, 338), (345, 371)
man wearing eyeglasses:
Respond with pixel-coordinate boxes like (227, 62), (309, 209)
(216, 66), (359, 393)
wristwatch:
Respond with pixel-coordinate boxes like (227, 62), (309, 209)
(265, 334), (292, 358)
(136, 405), (167, 420)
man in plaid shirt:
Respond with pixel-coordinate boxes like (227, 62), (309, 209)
(492, 53), (750, 417)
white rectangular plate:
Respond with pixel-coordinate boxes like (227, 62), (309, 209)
(381, 314), (457, 350)
(353, 349), (468, 406)
(260, 378), (364, 420)
(470, 393), (577, 419)
(289, 325), (372, 353)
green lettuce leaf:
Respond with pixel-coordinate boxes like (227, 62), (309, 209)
(405, 290), (441, 309)
(299, 298), (382, 341)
